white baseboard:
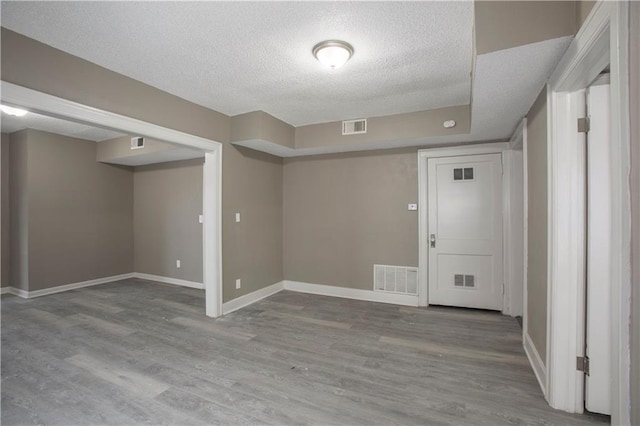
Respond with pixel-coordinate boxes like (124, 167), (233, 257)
(524, 331), (548, 396)
(0, 287), (10, 295)
(133, 273), (204, 290)
(223, 281), (284, 315)
(4, 273), (135, 299)
(283, 280), (419, 307)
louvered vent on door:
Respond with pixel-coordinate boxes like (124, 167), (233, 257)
(374, 265), (418, 295)
(454, 273), (476, 288)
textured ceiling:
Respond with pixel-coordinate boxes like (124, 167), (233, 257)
(1, 110), (126, 142)
(0, 1), (474, 126)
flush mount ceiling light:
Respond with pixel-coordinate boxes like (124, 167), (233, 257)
(0, 105), (29, 117)
(312, 40), (354, 69)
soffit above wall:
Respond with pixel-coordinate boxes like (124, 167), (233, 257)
(232, 36), (572, 157)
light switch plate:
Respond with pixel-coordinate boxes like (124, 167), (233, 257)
(198, 214), (204, 223)
(235, 213), (241, 223)
(408, 203), (418, 211)
(235, 279), (241, 289)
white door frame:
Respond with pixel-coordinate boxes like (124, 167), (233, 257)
(507, 119), (526, 318)
(0, 81), (224, 318)
(545, 1), (631, 423)
(418, 142), (513, 313)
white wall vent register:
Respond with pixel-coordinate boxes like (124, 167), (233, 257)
(342, 118), (367, 135)
(131, 136), (145, 150)
(374, 264), (418, 295)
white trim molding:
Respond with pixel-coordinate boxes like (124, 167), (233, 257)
(284, 280), (419, 307)
(546, 1), (631, 422)
(524, 331), (548, 397)
(203, 150), (223, 318)
(133, 273), (204, 290)
(417, 142), (512, 310)
(1, 287), (12, 295)
(3, 273), (135, 299)
(0, 81), (224, 319)
(222, 281), (285, 315)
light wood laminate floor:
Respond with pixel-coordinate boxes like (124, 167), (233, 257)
(1, 279), (608, 425)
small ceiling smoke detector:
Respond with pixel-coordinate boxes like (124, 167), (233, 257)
(443, 120), (456, 128)
(0, 105), (28, 117)
(313, 40), (354, 69)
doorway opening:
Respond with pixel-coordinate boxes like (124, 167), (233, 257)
(0, 81), (223, 317)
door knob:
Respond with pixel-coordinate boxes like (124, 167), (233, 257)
(430, 234), (436, 248)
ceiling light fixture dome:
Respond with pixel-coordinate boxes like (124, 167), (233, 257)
(313, 40), (354, 69)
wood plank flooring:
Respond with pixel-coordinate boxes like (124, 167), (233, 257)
(1, 279), (608, 425)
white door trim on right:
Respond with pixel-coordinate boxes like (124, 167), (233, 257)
(417, 142), (510, 308)
(546, 1), (631, 422)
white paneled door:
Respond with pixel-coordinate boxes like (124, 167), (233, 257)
(427, 153), (503, 310)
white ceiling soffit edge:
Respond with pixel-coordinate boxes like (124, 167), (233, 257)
(235, 36), (573, 158)
(470, 35), (573, 140)
(233, 135), (507, 158)
(0, 109), (126, 141)
(100, 147), (205, 167)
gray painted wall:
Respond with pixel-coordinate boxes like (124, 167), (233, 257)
(525, 88), (548, 364)
(475, 1), (577, 55)
(283, 148), (419, 290)
(223, 146), (282, 302)
(1, 134), (9, 288)
(294, 106), (470, 150)
(9, 131), (29, 291)
(133, 159), (203, 283)
(16, 129), (134, 291)
(629, 1), (639, 423)
(575, 1), (596, 30)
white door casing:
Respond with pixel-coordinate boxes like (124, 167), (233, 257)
(546, 2), (631, 422)
(418, 143), (511, 309)
(585, 79), (612, 415)
(427, 153), (503, 311)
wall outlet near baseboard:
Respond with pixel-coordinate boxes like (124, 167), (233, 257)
(176, 260), (181, 268)
(235, 279), (241, 289)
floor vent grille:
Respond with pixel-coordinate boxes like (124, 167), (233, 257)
(374, 265), (418, 295)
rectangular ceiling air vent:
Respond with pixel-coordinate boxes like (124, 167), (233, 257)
(131, 137), (145, 150)
(342, 119), (367, 135)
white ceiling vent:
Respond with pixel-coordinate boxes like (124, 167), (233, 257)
(131, 137), (145, 150)
(342, 119), (367, 135)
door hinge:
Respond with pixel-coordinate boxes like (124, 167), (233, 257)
(577, 117), (590, 133)
(577, 356), (590, 376)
